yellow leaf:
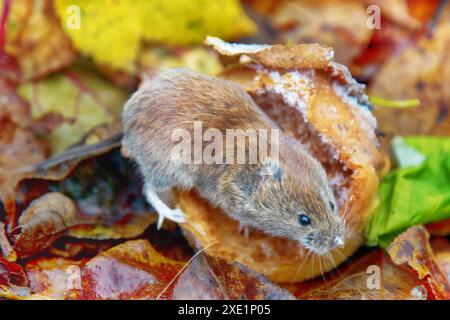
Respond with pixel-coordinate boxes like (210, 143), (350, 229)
(54, 0), (255, 71)
(140, 0), (256, 45)
(54, 0), (143, 71)
(139, 47), (223, 76)
(18, 65), (127, 154)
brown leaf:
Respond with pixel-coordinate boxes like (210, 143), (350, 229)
(286, 250), (427, 300)
(427, 218), (450, 236)
(79, 240), (183, 300)
(25, 257), (85, 299)
(205, 36), (334, 70)
(50, 149), (155, 240)
(363, 0), (422, 29)
(369, 2), (450, 147)
(5, 0), (76, 81)
(11, 192), (79, 258)
(245, 0), (373, 65)
(431, 237), (450, 282)
(5, 141), (155, 259)
(0, 81), (50, 169)
(0, 71), (56, 215)
(387, 226), (450, 300)
(172, 254), (295, 300)
(0, 221), (16, 261)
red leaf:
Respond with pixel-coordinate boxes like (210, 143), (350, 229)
(79, 240), (183, 300)
(172, 254), (295, 300)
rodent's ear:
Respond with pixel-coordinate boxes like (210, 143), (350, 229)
(235, 161), (282, 197)
(235, 165), (267, 197)
(260, 161), (283, 183)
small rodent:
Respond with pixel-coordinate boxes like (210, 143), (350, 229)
(122, 68), (345, 255)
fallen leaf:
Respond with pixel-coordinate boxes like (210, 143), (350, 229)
(78, 239), (293, 300)
(0, 221), (16, 261)
(11, 192), (79, 258)
(431, 237), (450, 281)
(3, 0), (76, 81)
(369, 2), (450, 144)
(54, 0), (255, 71)
(287, 250), (428, 300)
(366, 136), (450, 247)
(18, 66), (127, 154)
(387, 226), (450, 300)
(0, 255), (28, 287)
(246, 0), (372, 65)
(363, 0), (422, 29)
(51, 150), (155, 240)
(0, 71), (56, 219)
(0, 284), (51, 300)
(427, 218), (450, 236)
(7, 146), (155, 258)
(79, 239), (183, 300)
(25, 257), (85, 299)
(172, 254), (295, 300)
(139, 46), (223, 77)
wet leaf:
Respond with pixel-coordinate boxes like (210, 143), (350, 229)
(25, 257), (85, 299)
(11, 192), (79, 258)
(286, 250), (427, 300)
(77, 239), (292, 300)
(79, 240), (183, 300)
(387, 226), (450, 299)
(172, 254), (295, 300)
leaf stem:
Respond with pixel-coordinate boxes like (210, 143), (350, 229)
(369, 96), (421, 108)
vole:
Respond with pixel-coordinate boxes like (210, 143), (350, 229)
(121, 68), (346, 255)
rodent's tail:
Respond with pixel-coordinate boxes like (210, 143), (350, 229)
(17, 133), (123, 174)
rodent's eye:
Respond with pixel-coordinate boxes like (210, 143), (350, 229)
(329, 201), (335, 211)
(298, 214), (311, 226)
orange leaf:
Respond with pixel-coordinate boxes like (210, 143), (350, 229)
(387, 226), (450, 300)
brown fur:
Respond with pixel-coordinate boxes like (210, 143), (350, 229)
(122, 68), (345, 254)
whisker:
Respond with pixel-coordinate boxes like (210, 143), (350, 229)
(293, 249), (312, 282)
(341, 195), (353, 220)
(334, 248), (348, 262)
(327, 252), (342, 278)
(156, 241), (219, 300)
(318, 255), (326, 280)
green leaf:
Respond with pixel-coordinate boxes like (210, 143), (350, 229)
(392, 136), (425, 168)
(366, 136), (450, 248)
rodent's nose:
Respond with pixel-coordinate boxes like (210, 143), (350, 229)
(330, 236), (345, 249)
